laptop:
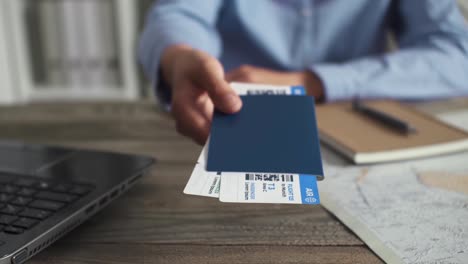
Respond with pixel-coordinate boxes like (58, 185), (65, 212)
(0, 141), (155, 264)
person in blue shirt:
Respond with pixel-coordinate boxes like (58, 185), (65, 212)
(139, 0), (468, 144)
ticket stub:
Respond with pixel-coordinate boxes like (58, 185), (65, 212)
(183, 146), (221, 198)
(231, 82), (306, 96)
(219, 172), (320, 204)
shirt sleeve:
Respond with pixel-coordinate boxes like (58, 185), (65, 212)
(310, 0), (468, 102)
(138, 0), (224, 106)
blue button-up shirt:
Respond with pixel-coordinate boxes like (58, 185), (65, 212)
(139, 0), (468, 102)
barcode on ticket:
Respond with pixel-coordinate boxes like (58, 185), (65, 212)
(244, 173), (294, 182)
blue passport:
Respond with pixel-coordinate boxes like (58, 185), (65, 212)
(207, 95), (324, 178)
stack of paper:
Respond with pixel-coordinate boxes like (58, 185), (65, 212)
(318, 109), (468, 263)
(184, 83), (324, 204)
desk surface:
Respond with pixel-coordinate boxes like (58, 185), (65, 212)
(0, 99), (466, 264)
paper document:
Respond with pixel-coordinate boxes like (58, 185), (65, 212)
(319, 109), (468, 264)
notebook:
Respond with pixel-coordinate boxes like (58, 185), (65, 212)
(315, 100), (468, 164)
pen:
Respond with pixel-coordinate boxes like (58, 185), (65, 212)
(352, 100), (417, 134)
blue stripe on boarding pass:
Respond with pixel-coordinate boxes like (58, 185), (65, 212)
(299, 175), (320, 204)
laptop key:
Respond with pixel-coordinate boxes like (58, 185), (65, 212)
(0, 214), (17, 225)
(0, 204), (22, 215)
(17, 187), (37, 197)
(0, 185), (18, 194)
(14, 178), (37, 187)
(69, 185), (92, 195)
(13, 217), (39, 229)
(3, 226), (24, 234)
(37, 181), (52, 190)
(19, 208), (51, 220)
(52, 183), (72, 193)
(0, 194), (12, 203)
(29, 200), (65, 211)
(0, 174), (14, 183)
(36, 191), (77, 203)
(10, 196), (32, 206)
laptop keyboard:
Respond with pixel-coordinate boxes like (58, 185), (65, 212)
(0, 173), (94, 235)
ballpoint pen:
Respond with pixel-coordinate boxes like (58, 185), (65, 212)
(352, 99), (417, 134)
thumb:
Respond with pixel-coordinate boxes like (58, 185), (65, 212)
(194, 58), (242, 114)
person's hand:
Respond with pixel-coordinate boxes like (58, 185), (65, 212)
(226, 65), (325, 100)
(161, 45), (242, 145)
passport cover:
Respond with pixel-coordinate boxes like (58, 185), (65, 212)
(207, 95), (323, 177)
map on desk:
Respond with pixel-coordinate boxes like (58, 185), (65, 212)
(319, 109), (468, 264)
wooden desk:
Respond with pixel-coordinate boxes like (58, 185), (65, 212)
(0, 99), (465, 264)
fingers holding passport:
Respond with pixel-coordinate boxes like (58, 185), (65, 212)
(172, 85), (213, 145)
(164, 46), (242, 144)
(192, 53), (242, 114)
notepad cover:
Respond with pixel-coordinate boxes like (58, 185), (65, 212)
(315, 100), (468, 164)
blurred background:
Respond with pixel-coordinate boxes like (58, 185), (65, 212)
(0, 0), (467, 105)
(0, 0), (154, 104)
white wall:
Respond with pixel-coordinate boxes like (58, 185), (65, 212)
(0, 0), (18, 104)
(459, 0), (468, 19)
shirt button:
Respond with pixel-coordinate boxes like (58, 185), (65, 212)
(301, 8), (312, 17)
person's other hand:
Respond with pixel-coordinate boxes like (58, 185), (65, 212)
(161, 45), (242, 145)
(226, 65), (324, 101)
